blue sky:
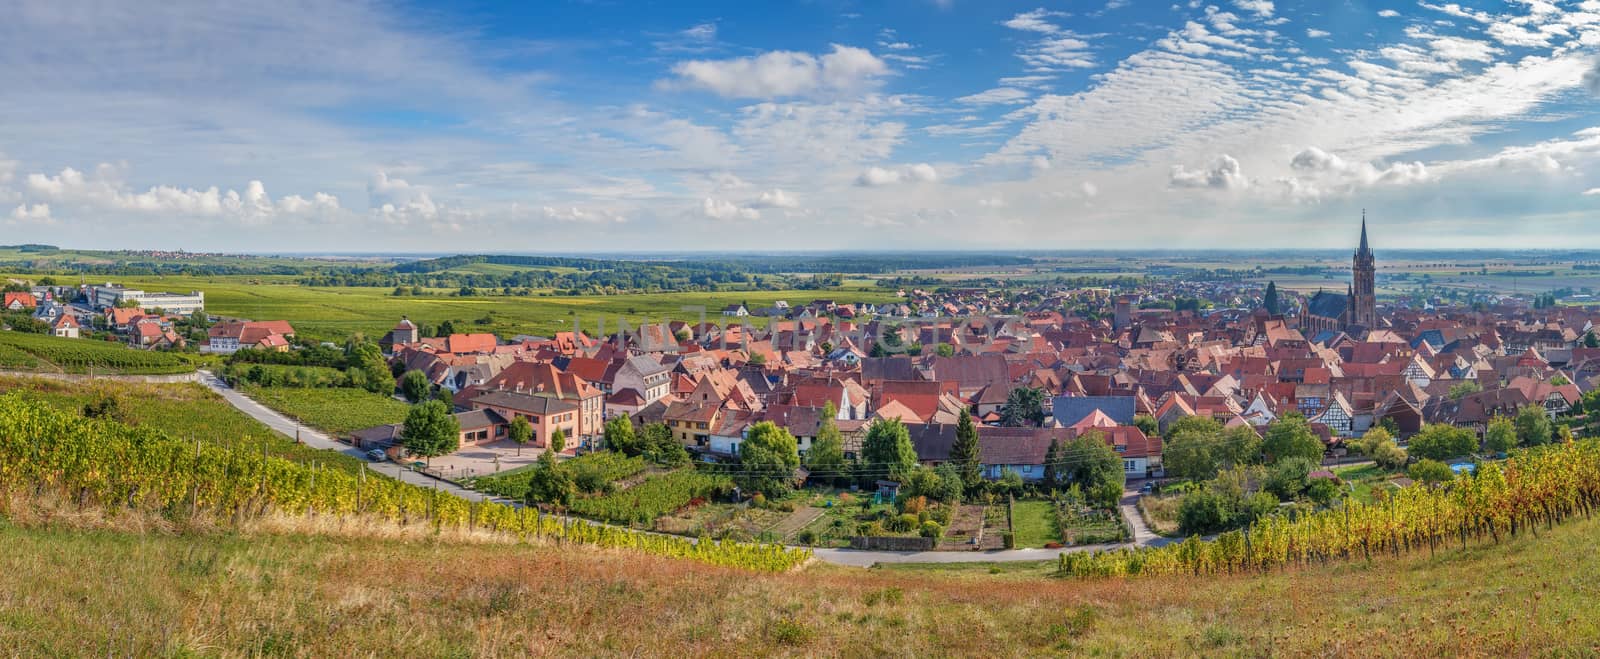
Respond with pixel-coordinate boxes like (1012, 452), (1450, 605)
(3, 0), (1600, 251)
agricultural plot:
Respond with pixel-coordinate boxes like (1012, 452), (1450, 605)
(241, 385), (410, 435)
(567, 469), (732, 526)
(0, 331), (193, 375)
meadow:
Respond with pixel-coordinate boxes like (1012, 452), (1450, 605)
(4, 489), (1600, 655)
(240, 384), (410, 435)
(48, 273), (901, 341)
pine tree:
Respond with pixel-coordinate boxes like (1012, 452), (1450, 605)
(951, 408), (982, 489)
(1042, 438), (1062, 491)
(1263, 281), (1281, 315)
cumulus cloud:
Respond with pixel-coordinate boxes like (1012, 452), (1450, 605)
(22, 163), (338, 223)
(1583, 187), (1600, 196)
(1584, 58), (1600, 96)
(368, 171), (438, 221)
(701, 197), (760, 220)
(753, 188), (799, 208)
(1280, 147), (1431, 201)
(1003, 8), (1068, 34)
(1306, 28), (1330, 38)
(663, 45), (889, 99)
(1170, 155), (1250, 189)
(1378, 9), (1401, 18)
(9, 203), (50, 223)
(856, 163), (939, 186)
(1232, 0), (1274, 18)
(537, 205), (626, 224)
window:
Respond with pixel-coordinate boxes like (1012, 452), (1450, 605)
(1124, 460), (1138, 472)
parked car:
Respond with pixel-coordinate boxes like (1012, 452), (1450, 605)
(365, 449), (387, 462)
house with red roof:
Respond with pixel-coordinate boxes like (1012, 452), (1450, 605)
(3, 292), (37, 310)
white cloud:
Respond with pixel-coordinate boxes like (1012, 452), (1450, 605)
(537, 205), (627, 224)
(1378, 9), (1401, 18)
(9, 203), (50, 223)
(368, 171), (437, 221)
(1020, 34), (1099, 70)
(754, 188), (800, 208)
(664, 45), (889, 99)
(1003, 8), (1068, 34)
(1232, 0), (1274, 18)
(956, 87), (1031, 105)
(1170, 155), (1250, 189)
(856, 163), (939, 186)
(21, 163), (339, 223)
(1306, 28), (1331, 38)
(701, 197), (760, 220)
(1583, 187), (1600, 196)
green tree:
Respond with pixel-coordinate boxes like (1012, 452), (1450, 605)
(998, 386), (1046, 427)
(1132, 414), (1159, 437)
(1264, 456), (1317, 500)
(1263, 280), (1281, 315)
(640, 422), (687, 466)
(349, 342), (393, 395)
(949, 408), (983, 489)
(508, 416), (533, 456)
(1163, 425), (1221, 481)
(400, 369), (431, 404)
(806, 402), (847, 485)
(1585, 331), (1599, 349)
(1448, 380), (1483, 400)
(861, 417), (918, 482)
(1262, 414), (1324, 465)
(603, 416), (639, 456)
(400, 400), (459, 466)
(1408, 424), (1475, 460)
(1060, 430), (1125, 507)
(1515, 405), (1553, 446)
(548, 427), (566, 454)
(1408, 458), (1456, 484)
(935, 343), (955, 357)
(739, 421), (801, 497)
(437, 319), (457, 336)
(1306, 477), (1341, 506)
(525, 451), (574, 507)
(1483, 416), (1516, 454)
(1163, 415), (1223, 441)
(1041, 437), (1063, 491)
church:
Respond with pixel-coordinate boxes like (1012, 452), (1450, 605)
(1300, 216), (1378, 337)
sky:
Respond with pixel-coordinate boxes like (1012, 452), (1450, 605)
(4, 0), (1600, 253)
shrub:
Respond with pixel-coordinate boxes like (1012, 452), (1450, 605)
(919, 520), (944, 538)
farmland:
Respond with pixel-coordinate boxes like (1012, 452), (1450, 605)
(28, 272), (902, 341)
(568, 469), (733, 526)
(0, 331), (193, 375)
(240, 384), (410, 435)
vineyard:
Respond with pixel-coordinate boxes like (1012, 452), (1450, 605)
(0, 395), (810, 572)
(1059, 440), (1600, 578)
(467, 451), (649, 500)
(241, 384), (410, 434)
(569, 469), (734, 526)
(0, 331), (193, 374)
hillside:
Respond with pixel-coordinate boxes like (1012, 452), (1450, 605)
(1, 502), (1598, 655)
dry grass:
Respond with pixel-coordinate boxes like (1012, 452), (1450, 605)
(2, 496), (1600, 656)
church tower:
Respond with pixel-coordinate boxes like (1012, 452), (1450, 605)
(1350, 212), (1376, 329)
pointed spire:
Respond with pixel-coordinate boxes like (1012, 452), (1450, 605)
(1359, 210), (1370, 254)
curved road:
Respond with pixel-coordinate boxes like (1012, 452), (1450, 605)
(200, 370), (1172, 567)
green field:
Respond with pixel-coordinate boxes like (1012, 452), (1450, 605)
(241, 384), (410, 435)
(36, 273), (899, 341)
(0, 331), (193, 375)
(1009, 500), (1059, 548)
(0, 376), (366, 473)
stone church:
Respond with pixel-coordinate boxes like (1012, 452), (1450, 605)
(1301, 216), (1378, 337)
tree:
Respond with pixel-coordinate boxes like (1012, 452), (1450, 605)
(400, 369), (431, 403)
(739, 421), (800, 497)
(935, 343), (955, 357)
(1164, 426), (1220, 481)
(1448, 380), (1483, 400)
(1265, 456), (1317, 500)
(548, 427), (567, 454)
(437, 320), (457, 336)
(1483, 416), (1516, 454)
(1515, 405), (1553, 446)
(1378, 416), (1400, 436)
(1163, 415), (1223, 441)
(1132, 414), (1159, 438)
(861, 417), (917, 482)
(639, 422), (687, 466)
(1263, 281), (1281, 314)
(1586, 331), (1599, 349)
(806, 402), (847, 485)
(349, 342), (393, 395)
(1407, 424), (1475, 460)
(525, 451), (574, 507)
(1306, 477), (1341, 506)
(508, 416), (533, 456)
(1061, 431), (1124, 507)
(998, 386), (1046, 427)
(1408, 459), (1455, 485)
(1041, 438), (1064, 491)
(400, 400), (459, 466)
(603, 416), (639, 456)
(1261, 414), (1324, 465)
(950, 409), (982, 489)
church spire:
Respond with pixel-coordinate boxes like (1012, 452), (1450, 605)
(1359, 210), (1369, 254)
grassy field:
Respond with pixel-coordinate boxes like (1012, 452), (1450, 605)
(4, 494), (1600, 655)
(27, 273), (900, 341)
(1008, 500), (1059, 548)
(241, 384), (410, 435)
(0, 331), (193, 375)
(0, 376), (367, 473)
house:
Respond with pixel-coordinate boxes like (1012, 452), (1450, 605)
(205, 320), (296, 353)
(3, 292), (37, 310)
(721, 304), (749, 317)
(106, 307), (142, 332)
(50, 314), (79, 339)
(469, 390), (580, 452)
(1052, 395), (1137, 428)
(455, 408), (510, 447)
(475, 361), (605, 443)
(612, 355), (672, 406)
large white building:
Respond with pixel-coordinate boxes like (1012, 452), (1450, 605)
(89, 283), (205, 315)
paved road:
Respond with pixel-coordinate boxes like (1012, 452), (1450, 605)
(201, 372), (1184, 567)
(198, 371), (503, 504)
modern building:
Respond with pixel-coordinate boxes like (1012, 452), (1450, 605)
(89, 283), (205, 315)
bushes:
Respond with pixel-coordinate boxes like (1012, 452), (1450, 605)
(1408, 424), (1477, 461)
(223, 363), (349, 388)
(568, 470), (732, 525)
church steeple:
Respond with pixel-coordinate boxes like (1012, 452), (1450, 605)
(1350, 212), (1376, 330)
(1358, 210), (1370, 255)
